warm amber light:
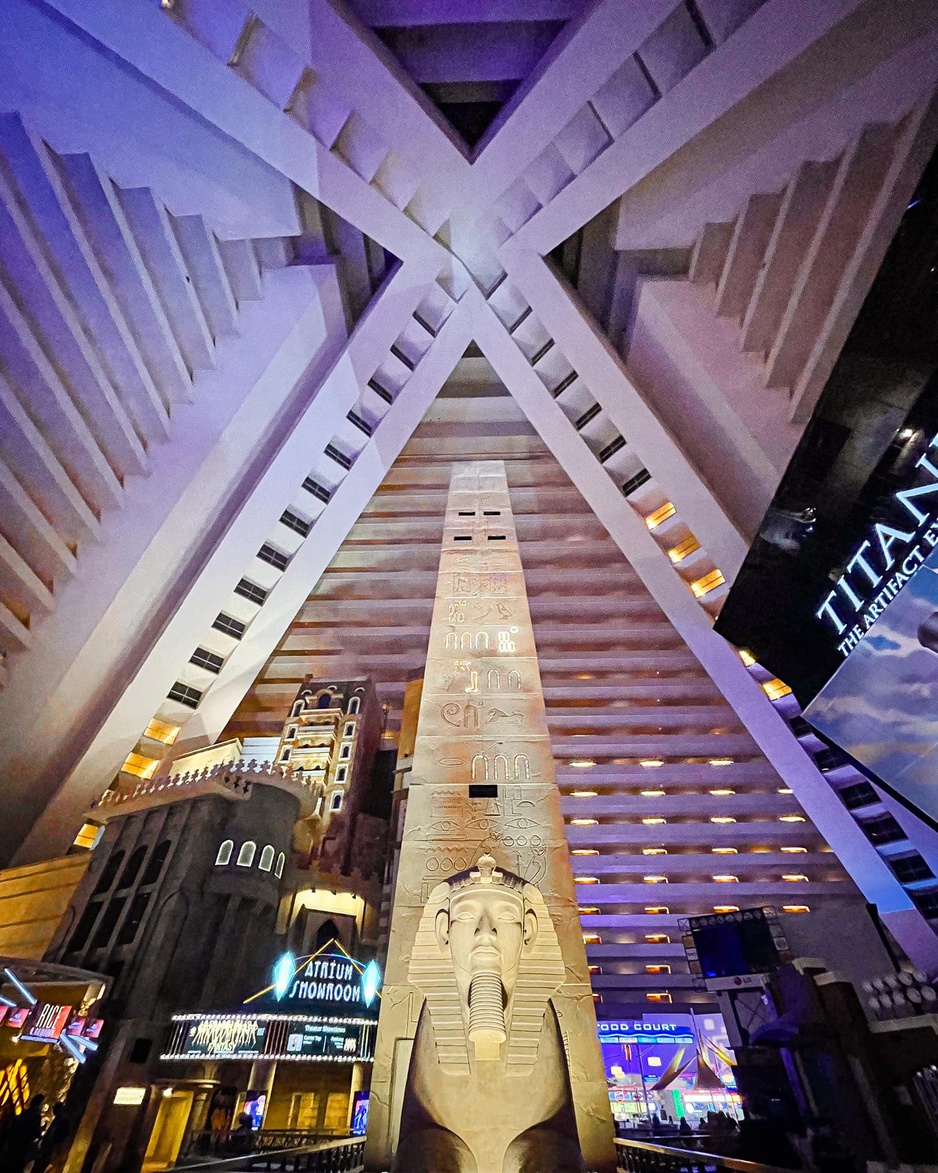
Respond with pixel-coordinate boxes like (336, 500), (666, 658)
(713, 905), (739, 914)
(643, 847), (668, 856)
(643, 875), (668, 883)
(642, 817), (666, 825)
(783, 905), (811, 913)
(712, 875), (739, 883)
(738, 648), (757, 667)
(691, 569), (726, 598)
(144, 717), (180, 745)
(780, 815), (805, 823)
(645, 502), (676, 530)
(782, 874), (809, 882)
(668, 534), (700, 563)
(646, 992), (672, 1003)
(570, 759), (596, 768)
(574, 876), (600, 884)
(711, 816), (736, 824)
(570, 818), (597, 826)
(644, 906), (669, 915)
(572, 848), (599, 856)
(781, 846), (807, 854)
(571, 790), (598, 797)
(582, 933), (601, 944)
(646, 964), (671, 974)
(122, 751), (159, 781)
(711, 847), (738, 854)
(641, 789), (666, 797)
(578, 906), (600, 915)
(762, 677), (792, 700)
(639, 759), (664, 768)
(709, 788), (735, 796)
(73, 822), (100, 850)
(645, 933), (670, 944)
(709, 758), (734, 767)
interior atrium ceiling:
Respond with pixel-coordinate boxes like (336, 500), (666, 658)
(341, 0), (593, 148)
(1, 0), (938, 978)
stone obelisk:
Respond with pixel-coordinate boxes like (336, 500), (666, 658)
(366, 461), (614, 1172)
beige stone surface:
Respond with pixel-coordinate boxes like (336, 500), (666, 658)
(366, 461), (614, 1171)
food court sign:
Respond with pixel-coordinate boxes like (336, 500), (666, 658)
(816, 433), (938, 656)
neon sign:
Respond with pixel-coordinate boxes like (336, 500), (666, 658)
(816, 433), (938, 655)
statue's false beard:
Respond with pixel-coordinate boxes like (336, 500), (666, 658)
(468, 969), (507, 1060)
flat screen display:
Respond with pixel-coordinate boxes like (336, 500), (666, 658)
(689, 910), (779, 979)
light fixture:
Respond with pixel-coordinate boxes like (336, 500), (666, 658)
(780, 815), (805, 823)
(642, 817), (666, 825)
(709, 788), (735, 796)
(643, 847), (668, 855)
(783, 904), (811, 913)
(738, 648), (757, 667)
(570, 818), (597, 826)
(645, 933), (670, 944)
(691, 569), (726, 598)
(781, 846), (807, 854)
(640, 759), (664, 768)
(645, 502), (676, 530)
(570, 790), (597, 797)
(570, 759), (596, 769)
(574, 876), (599, 885)
(162, 1087), (174, 1099)
(582, 933), (601, 944)
(762, 678), (792, 701)
(571, 848), (599, 856)
(778, 787), (793, 794)
(646, 992), (672, 1003)
(646, 964), (671, 974)
(712, 875), (739, 883)
(643, 875), (668, 883)
(641, 789), (666, 797)
(668, 535), (700, 563)
(644, 906), (669, 915)
(782, 874), (809, 882)
(713, 905), (739, 914)
(710, 816), (736, 824)
(709, 758), (734, 767)
(578, 906), (600, 915)
(711, 847), (738, 854)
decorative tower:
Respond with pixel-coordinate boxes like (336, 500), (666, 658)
(366, 462), (614, 1172)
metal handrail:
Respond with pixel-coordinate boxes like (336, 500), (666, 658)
(615, 1137), (799, 1173)
(173, 1134), (364, 1172)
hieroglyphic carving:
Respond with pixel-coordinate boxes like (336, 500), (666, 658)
(368, 461), (614, 1173)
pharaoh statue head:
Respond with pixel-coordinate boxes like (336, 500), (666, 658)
(409, 855), (565, 1073)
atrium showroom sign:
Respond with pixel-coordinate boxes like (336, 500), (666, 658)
(816, 433), (938, 656)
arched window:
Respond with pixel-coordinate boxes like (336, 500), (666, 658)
(317, 692), (333, 709)
(347, 696), (360, 715)
(236, 841), (256, 868)
(258, 845), (275, 872)
(275, 852), (285, 879)
(339, 744), (351, 760)
(215, 840), (234, 866)
(330, 790), (344, 813)
(117, 844), (148, 890)
(280, 747), (291, 763)
(92, 850), (125, 896)
(292, 700), (303, 717)
(336, 766), (347, 784)
(142, 840), (171, 885)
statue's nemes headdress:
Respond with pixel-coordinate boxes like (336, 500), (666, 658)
(407, 855), (565, 1076)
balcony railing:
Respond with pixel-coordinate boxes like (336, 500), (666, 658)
(177, 1131), (364, 1170)
(91, 759), (320, 819)
(615, 1137), (797, 1173)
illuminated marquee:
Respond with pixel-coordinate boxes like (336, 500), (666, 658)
(816, 433), (938, 654)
